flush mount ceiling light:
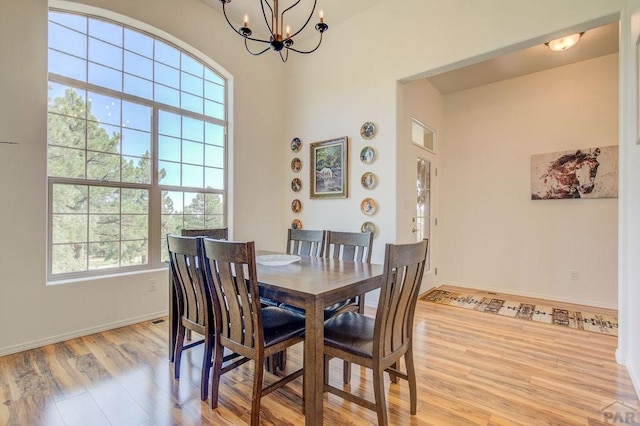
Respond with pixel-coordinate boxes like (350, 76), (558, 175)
(545, 32), (585, 51)
(219, 0), (328, 63)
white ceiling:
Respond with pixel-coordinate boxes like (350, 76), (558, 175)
(200, 2), (619, 94)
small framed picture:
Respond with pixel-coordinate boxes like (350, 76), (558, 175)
(291, 177), (302, 192)
(291, 199), (302, 213)
(360, 122), (376, 139)
(361, 197), (377, 215)
(361, 221), (377, 237)
(310, 136), (348, 199)
(291, 137), (302, 152)
(291, 157), (302, 172)
(291, 219), (303, 230)
(360, 146), (376, 164)
(361, 172), (377, 189)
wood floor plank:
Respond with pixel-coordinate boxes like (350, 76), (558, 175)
(0, 289), (637, 425)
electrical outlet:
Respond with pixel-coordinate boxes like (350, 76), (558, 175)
(148, 279), (157, 292)
(569, 270), (579, 281)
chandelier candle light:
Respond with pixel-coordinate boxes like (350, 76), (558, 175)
(219, 0), (328, 62)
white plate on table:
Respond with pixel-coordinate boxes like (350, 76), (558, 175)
(256, 254), (301, 266)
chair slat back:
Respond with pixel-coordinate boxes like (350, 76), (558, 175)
(325, 231), (373, 263)
(181, 228), (228, 240)
(167, 235), (211, 329)
(201, 238), (263, 356)
(375, 240), (428, 360)
(286, 229), (325, 257)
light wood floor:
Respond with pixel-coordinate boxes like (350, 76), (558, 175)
(1, 287), (637, 425)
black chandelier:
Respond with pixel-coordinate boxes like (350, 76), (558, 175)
(219, 0), (329, 62)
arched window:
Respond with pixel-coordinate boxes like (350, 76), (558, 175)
(47, 9), (227, 280)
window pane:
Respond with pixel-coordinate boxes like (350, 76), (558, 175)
(205, 144), (224, 168)
(183, 140), (203, 165)
(50, 11), (86, 33)
(88, 92), (121, 126)
(87, 151), (120, 181)
(182, 164), (203, 188)
(159, 135), (181, 161)
(88, 242), (120, 269)
(88, 123), (120, 153)
(204, 68), (224, 85)
(181, 72), (203, 96)
(52, 244), (87, 273)
(123, 155), (151, 184)
(48, 114), (86, 149)
(124, 51), (152, 79)
(89, 214), (120, 242)
(161, 191), (183, 214)
(121, 240), (147, 266)
(122, 128), (150, 157)
(52, 184), (88, 213)
(158, 110), (181, 137)
(205, 122), (224, 146)
(204, 99), (224, 120)
(49, 22), (86, 59)
(183, 116), (203, 142)
(124, 74), (153, 100)
(182, 93), (203, 115)
(48, 146), (86, 179)
(205, 167), (224, 190)
(122, 101), (151, 132)
(158, 160), (180, 185)
(205, 193), (224, 215)
(89, 19), (122, 47)
(52, 214), (87, 244)
(49, 49), (87, 81)
(155, 84), (180, 108)
(89, 37), (122, 70)
(88, 62), (122, 92)
(182, 53), (204, 77)
(124, 28), (153, 58)
(155, 40), (180, 67)
(89, 186), (119, 213)
(122, 215), (148, 240)
(48, 83), (86, 114)
(204, 80), (224, 103)
(154, 62), (179, 88)
(122, 188), (149, 214)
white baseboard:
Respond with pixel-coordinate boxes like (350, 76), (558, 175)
(439, 280), (618, 310)
(627, 359), (640, 401)
(0, 311), (168, 357)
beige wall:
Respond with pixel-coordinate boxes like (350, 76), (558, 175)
(439, 54), (618, 308)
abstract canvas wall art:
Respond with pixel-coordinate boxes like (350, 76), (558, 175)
(531, 145), (618, 200)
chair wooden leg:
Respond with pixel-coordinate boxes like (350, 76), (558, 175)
(342, 360), (351, 384)
(405, 350), (417, 415)
(210, 341), (224, 409)
(373, 366), (388, 426)
(200, 335), (213, 401)
(389, 362), (399, 384)
(251, 359), (265, 426)
(174, 324), (186, 379)
(324, 355), (330, 385)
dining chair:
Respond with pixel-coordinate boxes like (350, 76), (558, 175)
(323, 230), (374, 384)
(200, 238), (306, 426)
(167, 234), (215, 401)
(181, 227), (228, 239)
(322, 239), (429, 426)
(286, 228), (326, 257)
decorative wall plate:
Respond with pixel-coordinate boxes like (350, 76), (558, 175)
(291, 178), (302, 192)
(291, 137), (302, 152)
(291, 218), (302, 230)
(360, 146), (376, 164)
(291, 157), (302, 172)
(291, 199), (301, 213)
(360, 197), (377, 215)
(361, 221), (377, 237)
(361, 172), (377, 189)
(360, 122), (376, 139)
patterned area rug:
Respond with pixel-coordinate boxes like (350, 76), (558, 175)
(422, 288), (618, 336)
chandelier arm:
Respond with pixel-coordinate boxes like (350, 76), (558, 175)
(260, 0), (276, 38)
(284, 0), (316, 39)
(245, 38), (271, 56)
(285, 33), (323, 55)
(279, 49), (289, 63)
(221, 2), (275, 44)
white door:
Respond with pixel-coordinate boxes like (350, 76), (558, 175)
(411, 119), (438, 290)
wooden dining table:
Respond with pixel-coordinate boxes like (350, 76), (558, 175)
(168, 251), (384, 425)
